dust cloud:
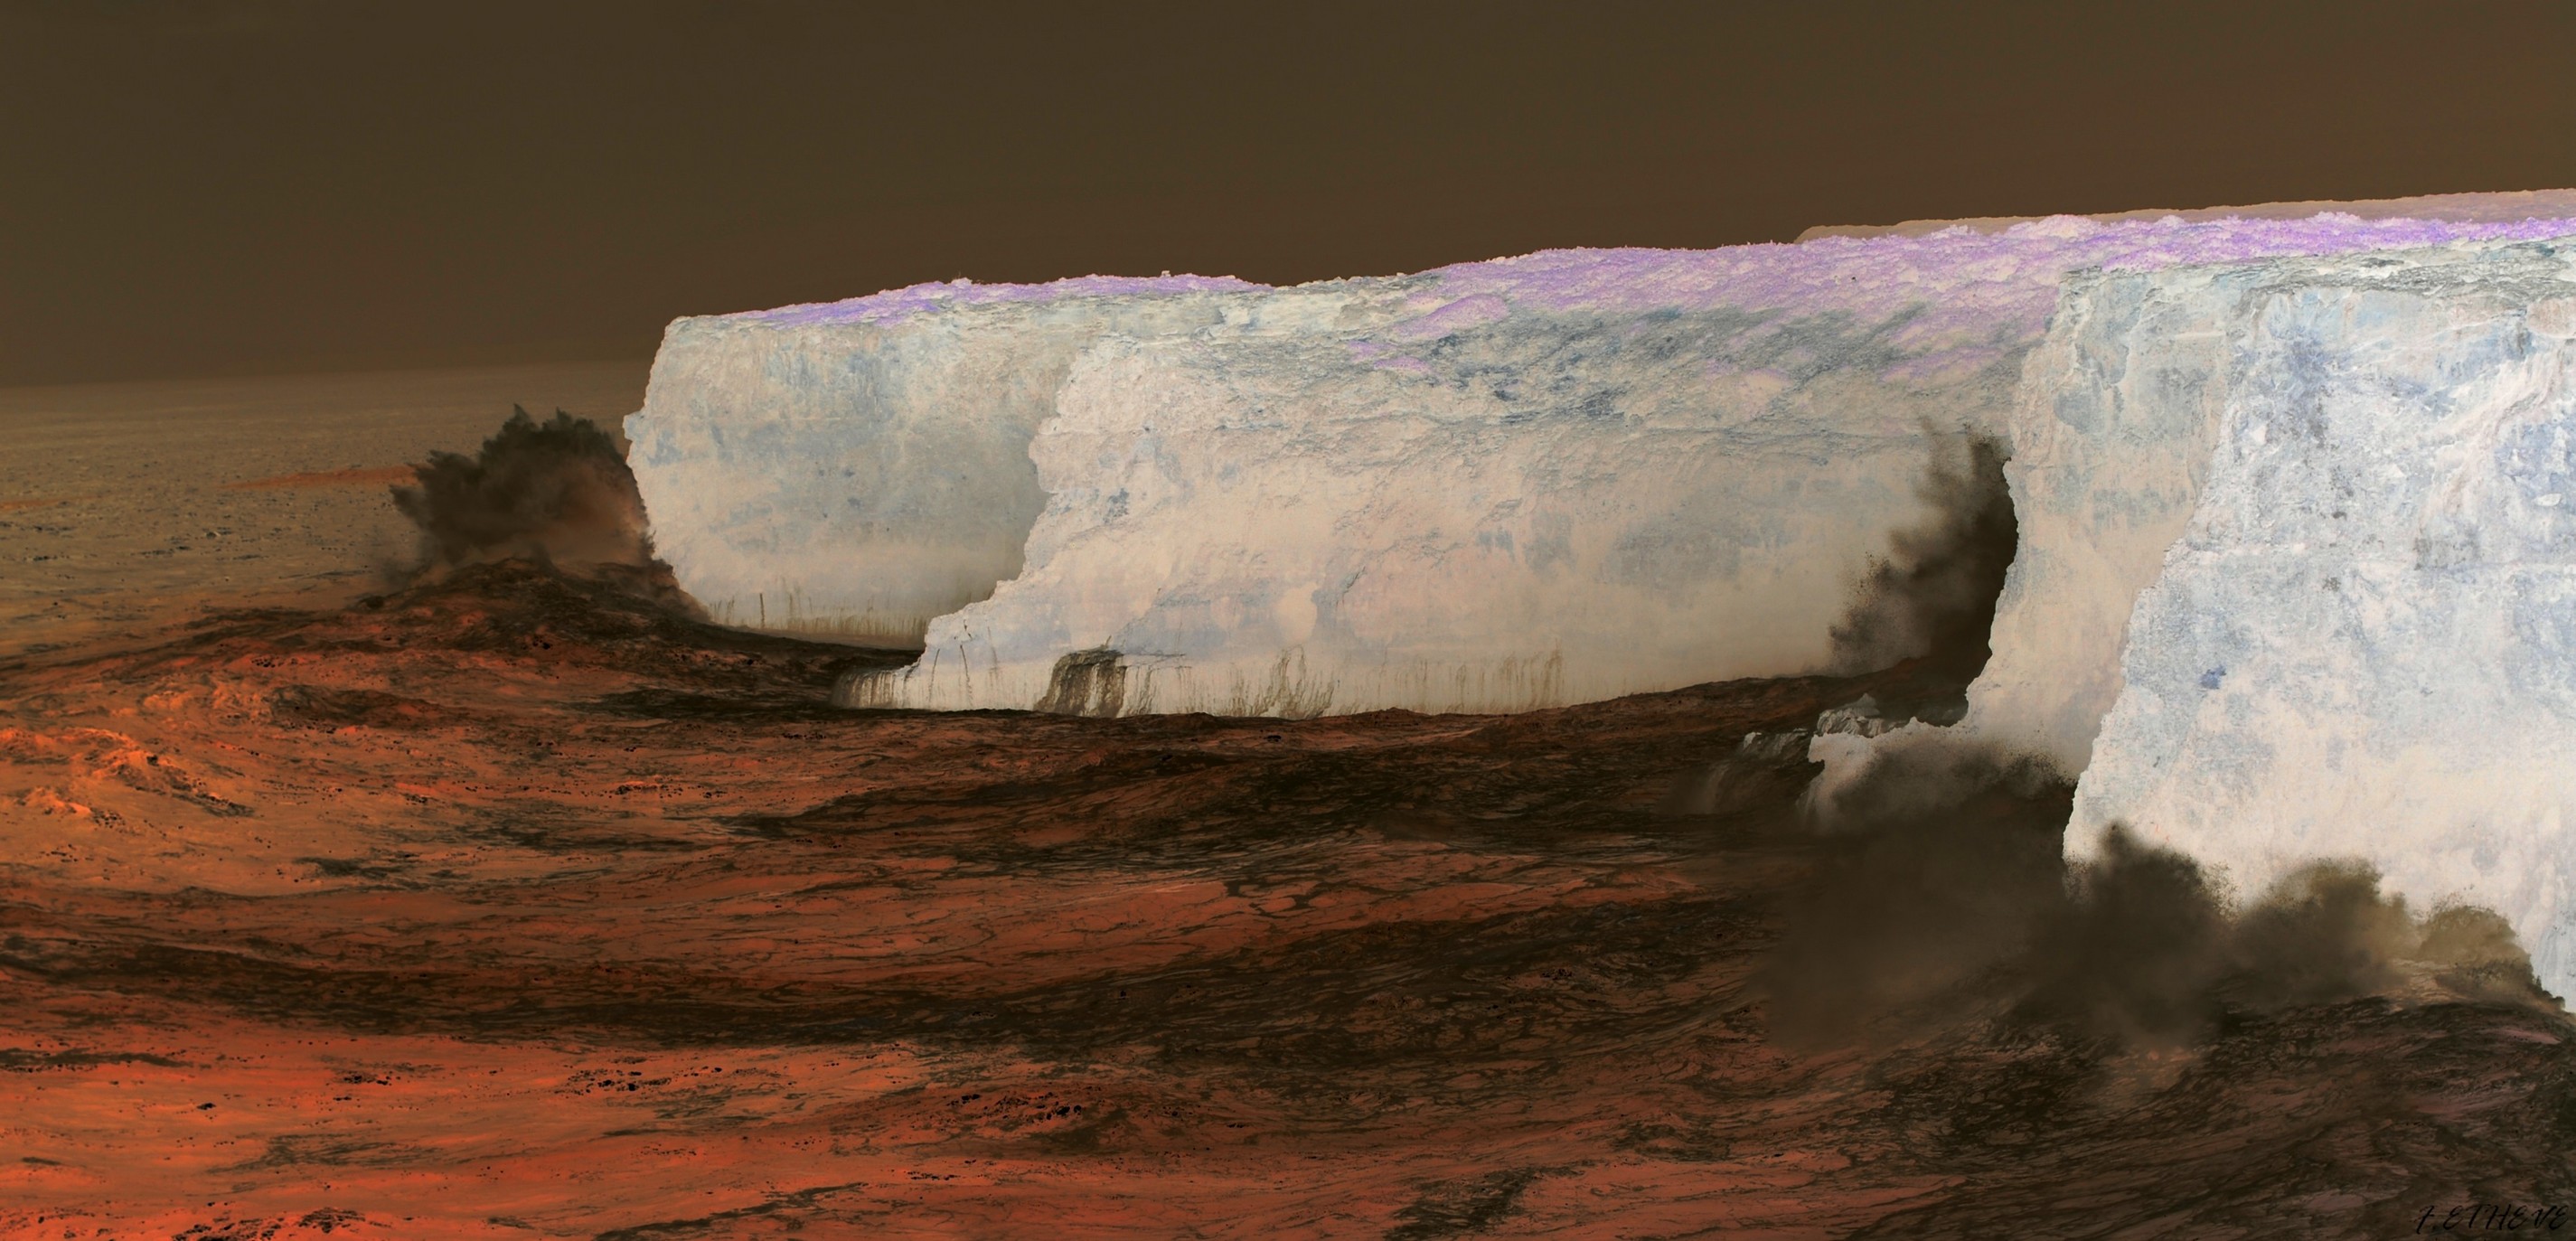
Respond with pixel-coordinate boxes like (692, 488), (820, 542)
(1761, 747), (2550, 1051)
(1830, 432), (2018, 682)
(389, 407), (657, 577)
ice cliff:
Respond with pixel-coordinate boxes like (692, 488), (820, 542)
(628, 202), (2574, 715)
(2060, 240), (2576, 993)
(1828, 233), (2576, 997)
(625, 193), (2576, 993)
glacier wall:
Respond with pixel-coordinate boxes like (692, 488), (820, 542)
(1816, 237), (2576, 996)
(629, 195), (2576, 993)
(627, 276), (1255, 642)
(2061, 240), (2576, 993)
(626, 207), (2576, 715)
(1943, 260), (2265, 776)
(858, 268), (2012, 716)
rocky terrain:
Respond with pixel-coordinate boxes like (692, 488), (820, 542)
(3, 561), (2570, 1238)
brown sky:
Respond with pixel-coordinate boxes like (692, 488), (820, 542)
(5, 0), (2573, 387)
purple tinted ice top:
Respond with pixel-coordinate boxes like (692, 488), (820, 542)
(738, 274), (1262, 328)
(1421, 212), (2576, 346)
(721, 209), (2576, 345)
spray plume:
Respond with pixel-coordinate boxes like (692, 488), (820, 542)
(390, 407), (656, 576)
(1761, 748), (2550, 1051)
(1830, 432), (2018, 682)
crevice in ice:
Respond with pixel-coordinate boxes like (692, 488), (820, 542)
(1816, 432), (2019, 734)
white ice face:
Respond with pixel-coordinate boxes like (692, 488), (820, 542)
(628, 208), (2576, 712)
(1812, 237), (2576, 998)
(626, 208), (2576, 996)
(624, 277), (1258, 644)
(2060, 243), (2576, 998)
(860, 296), (1988, 717)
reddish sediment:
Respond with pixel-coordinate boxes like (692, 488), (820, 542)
(221, 467), (419, 492)
(0, 564), (2569, 1238)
